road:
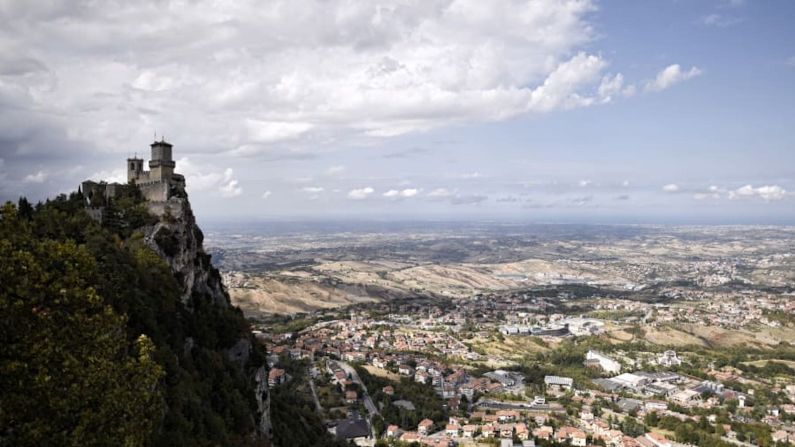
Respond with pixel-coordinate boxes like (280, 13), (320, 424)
(337, 361), (379, 417)
(307, 369), (324, 415)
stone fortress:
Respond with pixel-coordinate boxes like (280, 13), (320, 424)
(82, 139), (186, 219)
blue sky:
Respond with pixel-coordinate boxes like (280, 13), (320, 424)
(0, 0), (793, 223)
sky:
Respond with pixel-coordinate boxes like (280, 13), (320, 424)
(1, 0), (794, 223)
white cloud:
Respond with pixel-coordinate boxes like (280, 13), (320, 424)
(786, 56), (795, 67)
(621, 180), (630, 187)
(400, 188), (420, 198)
(646, 64), (702, 92)
(693, 185), (723, 200)
(245, 120), (314, 145)
(300, 186), (324, 200)
(662, 183), (680, 193)
(449, 194), (488, 205)
(427, 188), (453, 197)
(597, 73), (634, 102)
(325, 165), (345, 176)
(0, 0), (661, 156)
(701, 14), (743, 28)
(88, 168), (126, 184)
(571, 195), (593, 206)
(218, 168), (242, 197)
(261, 190), (272, 199)
(578, 179), (592, 187)
(527, 52), (608, 112)
(728, 185), (788, 202)
(23, 170), (47, 183)
(347, 187), (374, 200)
(384, 188), (420, 198)
(176, 158), (242, 197)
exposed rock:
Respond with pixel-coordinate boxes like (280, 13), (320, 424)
(143, 196), (228, 307)
(142, 194), (272, 442)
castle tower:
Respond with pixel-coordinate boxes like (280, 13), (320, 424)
(127, 156), (145, 182)
(149, 140), (176, 181)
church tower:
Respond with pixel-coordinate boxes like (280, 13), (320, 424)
(149, 139), (175, 181)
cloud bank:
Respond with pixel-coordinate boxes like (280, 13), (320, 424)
(0, 0), (700, 160)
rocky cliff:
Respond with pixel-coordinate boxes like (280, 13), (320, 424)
(141, 195), (272, 443)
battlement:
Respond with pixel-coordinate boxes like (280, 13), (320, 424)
(82, 140), (187, 221)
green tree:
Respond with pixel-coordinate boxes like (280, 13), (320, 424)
(0, 203), (163, 447)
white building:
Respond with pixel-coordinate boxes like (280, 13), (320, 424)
(657, 350), (682, 367)
(544, 375), (574, 390)
(585, 350), (621, 374)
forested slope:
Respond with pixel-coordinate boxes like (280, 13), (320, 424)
(0, 190), (270, 447)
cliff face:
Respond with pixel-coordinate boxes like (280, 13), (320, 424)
(141, 196), (272, 443)
(143, 198), (227, 307)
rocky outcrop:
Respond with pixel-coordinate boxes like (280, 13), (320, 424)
(141, 195), (272, 443)
(142, 197), (227, 307)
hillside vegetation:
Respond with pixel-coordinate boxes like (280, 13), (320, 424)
(0, 192), (268, 447)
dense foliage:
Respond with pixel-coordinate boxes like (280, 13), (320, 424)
(269, 357), (346, 447)
(0, 192), (266, 446)
(355, 365), (446, 431)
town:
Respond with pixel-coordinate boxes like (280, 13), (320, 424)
(255, 284), (795, 447)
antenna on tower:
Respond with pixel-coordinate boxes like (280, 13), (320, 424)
(154, 130), (157, 141)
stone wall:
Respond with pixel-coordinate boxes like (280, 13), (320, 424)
(137, 181), (169, 202)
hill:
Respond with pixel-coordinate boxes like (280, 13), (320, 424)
(0, 188), (271, 446)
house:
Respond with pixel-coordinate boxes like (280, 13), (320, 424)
(399, 364), (415, 377)
(448, 417), (465, 426)
(671, 389), (701, 405)
(771, 430), (791, 444)
(333, 417), (371, 444)
(483, 414), (499, 423)
(499, 423), (514, 439)
(515, 423), (529, 440)
(445, 424), (460, 437)
(556, 426), (587, 447)
(345, 390), (358, 404)
(533, 425), (554, 440)
(601, 429), (624, 447)
(462, 425), (478, 438)
(268, 368), (286, 387)
(622, 435), (642, 447)
(418, 419), (434, 436)
(485, 370), (523, 388)
(416, 370), (430, 384)
(482, 424), (496, 438)
(400, 432), (421, 443)
(371, 356), (387, 369)
(383, 385), (394, 396)
(386, 425), (400, 437)
(333, 370), (348, 383)
(657, 350), (682, 367)
(497, 410), (519, 422)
